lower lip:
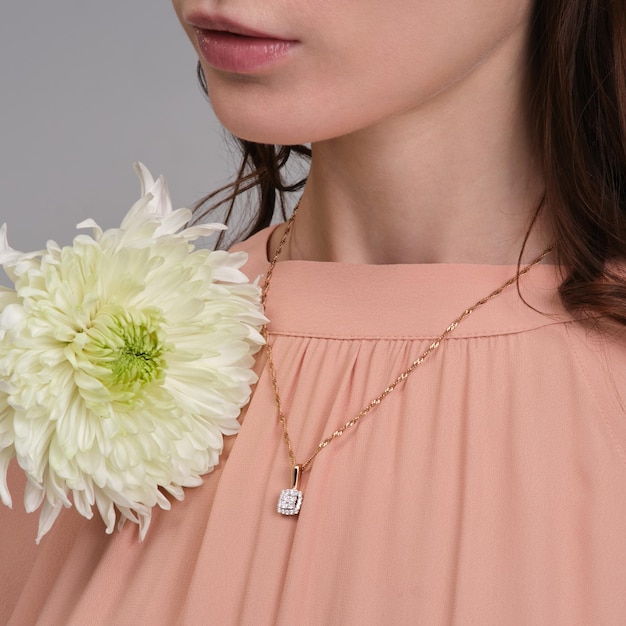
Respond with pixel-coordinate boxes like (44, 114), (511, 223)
(196, 30), (297, 73)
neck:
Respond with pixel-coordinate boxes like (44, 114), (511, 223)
(272, 26), (552, 266)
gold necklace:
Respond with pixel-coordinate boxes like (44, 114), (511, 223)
(261, 204), (553, 516)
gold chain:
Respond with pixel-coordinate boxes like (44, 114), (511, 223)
(261, 203), (553, 474)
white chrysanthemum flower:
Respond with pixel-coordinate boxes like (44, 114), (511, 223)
(0, 164), (266, 542)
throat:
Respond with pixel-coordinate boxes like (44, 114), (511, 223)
(271, 196), (553, 266)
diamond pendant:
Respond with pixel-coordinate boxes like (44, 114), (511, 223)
(277, 465), (303, 516)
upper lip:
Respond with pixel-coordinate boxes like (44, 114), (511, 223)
(186, 13), (293, 40)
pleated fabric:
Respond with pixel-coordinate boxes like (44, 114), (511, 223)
(2, 226), (626, 625)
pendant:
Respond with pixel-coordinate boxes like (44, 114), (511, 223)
(277, 465), (303, 516)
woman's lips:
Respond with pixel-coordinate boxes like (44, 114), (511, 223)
(196, 27), (298, 73)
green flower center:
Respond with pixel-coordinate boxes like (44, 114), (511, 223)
(75, 304), (168, 405)
(110, 323), (163, 387)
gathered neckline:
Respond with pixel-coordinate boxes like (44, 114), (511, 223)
(232, 226), (571, 339)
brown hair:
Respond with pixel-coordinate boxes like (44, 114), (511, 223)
(192, 0), (626, 325)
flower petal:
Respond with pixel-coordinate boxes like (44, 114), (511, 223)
(0, 223), (21, 266)
(76, 218), (104, 240)
(134, 162), (156, 198)
(36, 499), (64, 544)
(0, 447), (15, 508)
(24, 478), (45, 513)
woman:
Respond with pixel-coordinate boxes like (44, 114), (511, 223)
(2, 0), (626, 623)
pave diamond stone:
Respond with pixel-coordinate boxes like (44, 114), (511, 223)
(277, 488), (303, 515)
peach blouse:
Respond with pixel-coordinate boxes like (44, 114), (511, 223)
(2, 226), (626, 624)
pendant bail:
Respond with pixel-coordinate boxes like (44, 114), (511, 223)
(277, 464), (304, 516)
(291, 464), (302, 491)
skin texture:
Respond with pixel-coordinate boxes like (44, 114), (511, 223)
(172, 0), (551, 265)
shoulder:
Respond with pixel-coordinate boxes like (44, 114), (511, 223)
(228, 225), (276, 282)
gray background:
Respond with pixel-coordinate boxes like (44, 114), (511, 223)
(0, 2), (235, 285)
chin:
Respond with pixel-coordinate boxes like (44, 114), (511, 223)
(210, 102), (319, 146)
(217, 115), (311, 146)
(205, 76), (355, 146)
(213, 105), (366, 147)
